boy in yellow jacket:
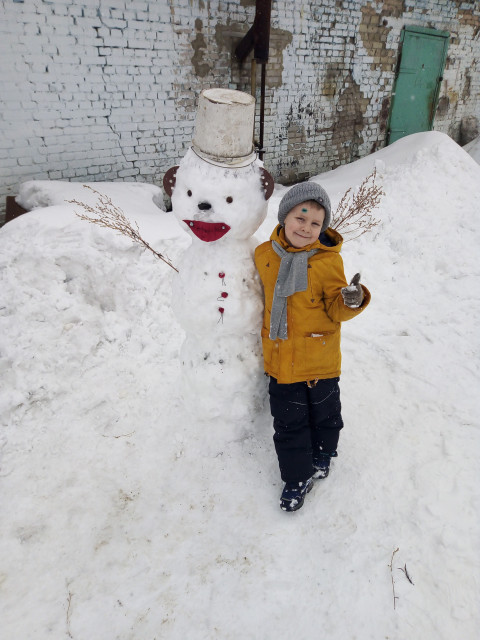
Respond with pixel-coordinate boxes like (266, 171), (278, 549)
(254, 182), (371, 511)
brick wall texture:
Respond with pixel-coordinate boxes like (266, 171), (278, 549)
(1, 0), (479, 220)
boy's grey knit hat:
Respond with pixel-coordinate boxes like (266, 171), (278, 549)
(278, 182), (332, 232)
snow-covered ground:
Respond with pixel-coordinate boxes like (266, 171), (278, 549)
(1, 131), (479, 639)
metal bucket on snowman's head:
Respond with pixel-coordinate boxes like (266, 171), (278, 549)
(192, 88), (256, 168)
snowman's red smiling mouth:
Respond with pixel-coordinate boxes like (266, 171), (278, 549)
(183, 220), (231, 242)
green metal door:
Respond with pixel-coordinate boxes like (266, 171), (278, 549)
(387, 26), (449, 145)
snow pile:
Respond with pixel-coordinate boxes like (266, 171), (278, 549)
(16, 179), (164, 216)
(15, 179), (185, 241)
(1, 132), (479, 639)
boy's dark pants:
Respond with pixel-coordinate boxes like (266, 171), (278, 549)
(269, 377), (344, 483)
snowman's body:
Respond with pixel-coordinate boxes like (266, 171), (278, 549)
(168, 149), (272, 422)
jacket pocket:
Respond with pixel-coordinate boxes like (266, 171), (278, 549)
(261, 327), (279, 374)
(293, 331), (341, 378)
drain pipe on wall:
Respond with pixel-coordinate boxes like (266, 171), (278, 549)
(235, 0), (272, 162)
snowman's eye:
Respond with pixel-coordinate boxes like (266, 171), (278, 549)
(187, 190), (192, 197)
(226, 196), (233, 203)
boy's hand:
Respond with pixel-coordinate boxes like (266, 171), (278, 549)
(341, 273), (364, 308)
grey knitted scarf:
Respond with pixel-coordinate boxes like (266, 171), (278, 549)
(270, 241), (318, 340)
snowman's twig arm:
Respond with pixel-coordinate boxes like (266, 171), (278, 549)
(69, 186), (179, 273)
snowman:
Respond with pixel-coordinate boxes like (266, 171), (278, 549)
(163, 89), (274, 424)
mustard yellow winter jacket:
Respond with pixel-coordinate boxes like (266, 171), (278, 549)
(254, 225), (371, 384)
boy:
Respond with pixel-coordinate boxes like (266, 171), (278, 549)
(254, 182), (371, 512)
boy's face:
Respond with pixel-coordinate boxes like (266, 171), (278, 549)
(283, 202), (325, 248)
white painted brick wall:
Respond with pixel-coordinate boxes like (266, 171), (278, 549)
(1, 0), (479, 222)
(263, 0), (480, 181)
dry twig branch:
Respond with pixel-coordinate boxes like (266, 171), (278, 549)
(331, 169), (384, 241)
(398, 563), (414, 585)
(389, 547), (400, 610)
(69, 185), (178, 272)
(66, 590), (74, 638)
(101, 431), (136, 439)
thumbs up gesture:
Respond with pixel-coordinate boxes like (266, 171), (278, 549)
(341, 273), (364, 308)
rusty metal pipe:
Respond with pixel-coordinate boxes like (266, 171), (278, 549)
(253, 0), (271, 63)
(234, 0), (272, 160)
(234, 0), (271, 63)
(251, 58), (257, 99)
(259, 62), (266, 160)
(251, 59), (257, 145)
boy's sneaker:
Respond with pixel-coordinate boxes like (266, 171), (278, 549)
(280, 477), (314, 512)
(313, 451), (337, 479)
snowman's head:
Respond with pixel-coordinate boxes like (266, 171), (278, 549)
(163, 149), (274, 242)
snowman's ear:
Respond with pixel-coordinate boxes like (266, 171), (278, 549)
(163, 166), (179, 197)
(260, 168), (274, 200)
